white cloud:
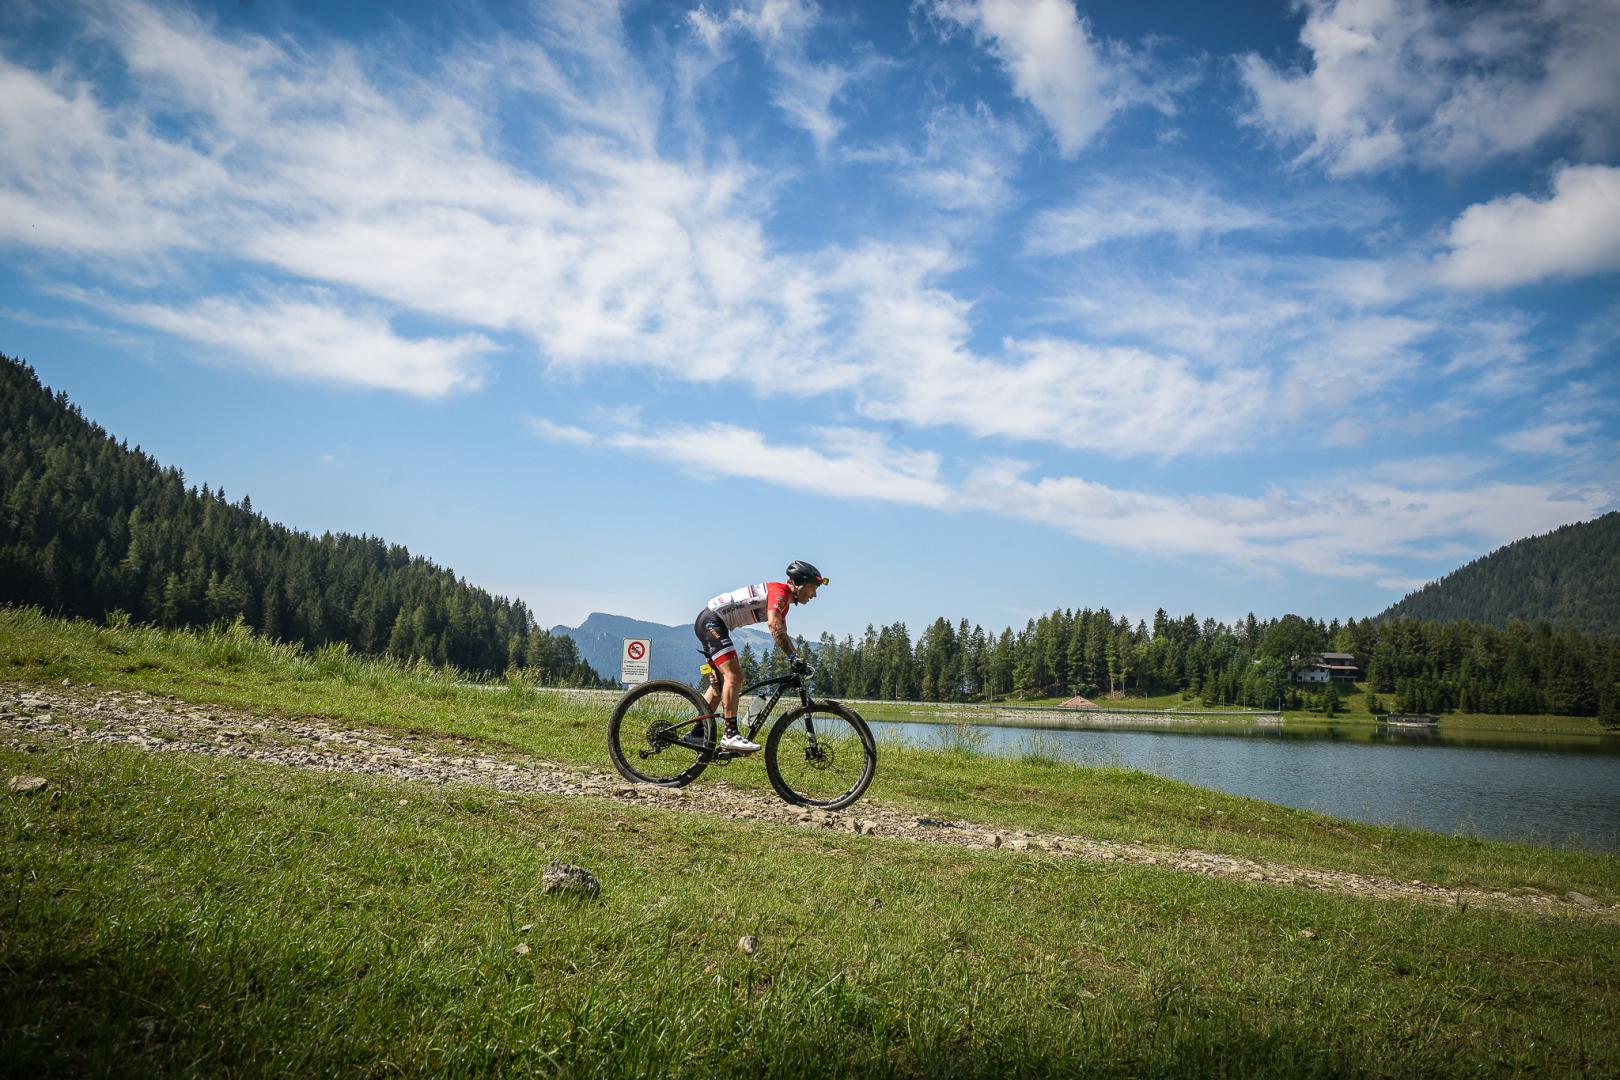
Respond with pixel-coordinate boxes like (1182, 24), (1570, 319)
(530, 418), (953, 506)
(1027, 174), (1394, 256)
(536, 412), (1614, 584)
(1027, 175), (1276, 253)
(895, 104), (1030, 215)
(1274, 313), (1435, 419)
(527, 418), (597, 445)
(0, 57), (224, 256)
(1496, 420), (1602, 455)
(1434, 164), (1620, 289)
(964, 459), (1612, 579)
(1240, 0), (1620, 175)
(4, 1), (863, 397)
(869, 336), (1271, 458)
(1363, 453), (1493, 486)
(3, 0), (1607, 473)
(687, 0), (858, 150)
(92, 290), (493, 396)
(929, 0), (1142, 157)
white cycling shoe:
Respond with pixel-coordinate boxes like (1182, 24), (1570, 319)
(719, 731), (761, 753)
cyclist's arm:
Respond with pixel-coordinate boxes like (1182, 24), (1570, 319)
(767, 607), (794, 658)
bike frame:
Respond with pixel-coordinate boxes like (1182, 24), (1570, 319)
(739, 672), (809, 738)
(702, 667), (825, 761)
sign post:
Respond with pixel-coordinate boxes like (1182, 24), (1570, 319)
(620, 638), (650, 686)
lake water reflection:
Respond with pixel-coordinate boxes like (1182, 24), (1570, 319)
(867, 718), (1620, 853)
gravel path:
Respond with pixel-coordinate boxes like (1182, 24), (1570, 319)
(4, 682), (1615, 924)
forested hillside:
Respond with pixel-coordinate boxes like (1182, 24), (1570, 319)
(0, 356), (606, 686)
(1379, 513), (1620, 636)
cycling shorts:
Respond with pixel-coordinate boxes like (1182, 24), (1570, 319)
(694, 609), (738, 667)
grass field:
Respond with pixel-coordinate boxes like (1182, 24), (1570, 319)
(5, 607), (1620, 1075)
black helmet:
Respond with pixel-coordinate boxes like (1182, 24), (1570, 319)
(785, 560), (826, 586)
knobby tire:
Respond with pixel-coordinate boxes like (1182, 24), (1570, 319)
(607, 680), (715, 788)
(763, 701), (877, 810)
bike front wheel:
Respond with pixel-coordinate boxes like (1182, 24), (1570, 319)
(764, 702), (877, 810)
(607, 680), (715, 787)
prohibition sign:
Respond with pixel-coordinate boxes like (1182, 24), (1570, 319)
(627, 641), (646, 661)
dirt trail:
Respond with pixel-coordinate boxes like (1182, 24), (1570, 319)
(4, 682), (1615, 924)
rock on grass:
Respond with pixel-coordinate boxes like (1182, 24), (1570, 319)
(542, 862), (600, 900)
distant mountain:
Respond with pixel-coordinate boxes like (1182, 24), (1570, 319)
(551, 612), (774, 686)
(1378, 512), (1620, 636)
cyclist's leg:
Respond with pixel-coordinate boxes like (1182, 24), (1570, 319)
(713, 654), (742, 721)
(693, 611), (735, 714)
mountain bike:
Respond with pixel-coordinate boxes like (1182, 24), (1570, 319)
(606, 662), (877, 810)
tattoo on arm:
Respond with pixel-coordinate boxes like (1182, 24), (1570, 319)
(769, 613), (793, 655)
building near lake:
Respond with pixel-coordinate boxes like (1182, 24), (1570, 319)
(1294, 652), (1362, 684)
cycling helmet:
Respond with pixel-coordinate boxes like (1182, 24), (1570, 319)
(785, 560), (827, 586)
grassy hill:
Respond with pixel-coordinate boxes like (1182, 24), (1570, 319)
(4, 606), (1618, 1076)
(1380, 512), (1620, 637)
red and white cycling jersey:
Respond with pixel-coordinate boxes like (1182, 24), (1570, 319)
(705, 582), (792, 631)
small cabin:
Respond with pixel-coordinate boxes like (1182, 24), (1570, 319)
(1294, 652), (1362, 683)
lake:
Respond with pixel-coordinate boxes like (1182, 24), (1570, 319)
(866, 717), (1620, 853)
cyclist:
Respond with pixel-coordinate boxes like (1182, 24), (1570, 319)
(694, 560), (827, 752)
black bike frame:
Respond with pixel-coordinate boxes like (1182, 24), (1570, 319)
(696, 667), (824, 760)
(733, 671), (812, 741)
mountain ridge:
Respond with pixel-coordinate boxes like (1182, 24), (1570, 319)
(1378, 512), (1620, 637)
(550, 612), (774, 686)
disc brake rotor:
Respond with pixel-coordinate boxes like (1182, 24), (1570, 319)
(804, 741), (836, 770)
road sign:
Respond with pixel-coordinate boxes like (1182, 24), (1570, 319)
(621, 638), (650, 685)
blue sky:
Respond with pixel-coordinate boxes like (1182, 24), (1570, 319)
(3, 0), (1618, 641)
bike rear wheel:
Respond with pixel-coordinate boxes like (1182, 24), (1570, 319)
(764, 702), (876, 810)
(607, 680), (714, 787)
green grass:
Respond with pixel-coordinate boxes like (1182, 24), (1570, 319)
(3, 606), (1617, 901)
(5, 607), (1620, 1074)
(5, 742), (1619, 1077)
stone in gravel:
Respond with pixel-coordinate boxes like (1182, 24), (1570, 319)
(8, 775), (49, 795)
(1007, 838), (1030, 852)
(1565, 891), (1599, 909)
(542, 862), (600, 900)
(738, 935), (758, 956)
